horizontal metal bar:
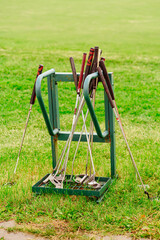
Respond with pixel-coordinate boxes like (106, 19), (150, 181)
(58, 131), (109, 143)
(54, 72), (112, 82)
(54, 72), (79, 82)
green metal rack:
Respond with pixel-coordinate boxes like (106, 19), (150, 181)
(32, 69), (116, 200)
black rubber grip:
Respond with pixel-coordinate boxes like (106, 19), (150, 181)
(97, 67), (114, 108)
(99, 60), (115, 100)
(30, 64), (43, 104)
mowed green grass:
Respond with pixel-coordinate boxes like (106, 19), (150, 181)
(0, 0), (160, 239)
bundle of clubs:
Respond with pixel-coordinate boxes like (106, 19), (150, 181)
(13, 46), (151, 199)
(42, 46), (117, 190)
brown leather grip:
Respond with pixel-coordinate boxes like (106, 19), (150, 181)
(97, 67), (114, 108)
(99, 60), (115, 100)
(70, 57), (78, 92)
(91, 46), (99, 73)
(91, 46), (100, 92)
(30, 64), (43, 104)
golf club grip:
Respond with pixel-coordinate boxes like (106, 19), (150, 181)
(92, 46), (100, 91)
(88, 47), (100, 94)
(30, 64), (43, 104)
(91, 46), (99, 73)
(78, 53), (87, 93)
(84, 48), (94, 80)
(98, 58), (105, 83)
(99, 60), (115, 100)
(101, 57), (105, 62)
(70, 57), (78, 92)
(97, 67), (114, 108)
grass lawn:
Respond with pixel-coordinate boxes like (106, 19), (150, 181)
(0, 0), (160, 239)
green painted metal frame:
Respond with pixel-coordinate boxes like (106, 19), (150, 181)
(83, 72), (116, 178)
(32, 174), (112, 198)
(34, 69), (116, 198)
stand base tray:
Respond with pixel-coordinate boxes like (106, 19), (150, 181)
(32, 174), (113, 199)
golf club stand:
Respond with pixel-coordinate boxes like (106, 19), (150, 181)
(32, 69), (116, 201)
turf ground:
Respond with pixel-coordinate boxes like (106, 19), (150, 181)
(0, 0), (160, 239)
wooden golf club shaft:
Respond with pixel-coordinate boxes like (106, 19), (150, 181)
(97, 66), (147, 193)
(14, 64), (43, 174)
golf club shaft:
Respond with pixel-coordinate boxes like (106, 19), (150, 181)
(53, 57), (79, 174)
(62, 96), (86, 182)
(97, 66), (146, 192)
(81, 109), (95, 174)
(71, 99), (96, 178)
(54, 53), (87, 178)
(71, 108), (89, 177)
(99, 60), (127, 138)
(14, 64), (43, 174)
(14, 104), (32, 174)
(71, 48), (95, 175)
(61, 53), (87, 179)
(53, 94), (80, 176)
(86, 47), (100, 175)
(63, 53), (87, 170)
